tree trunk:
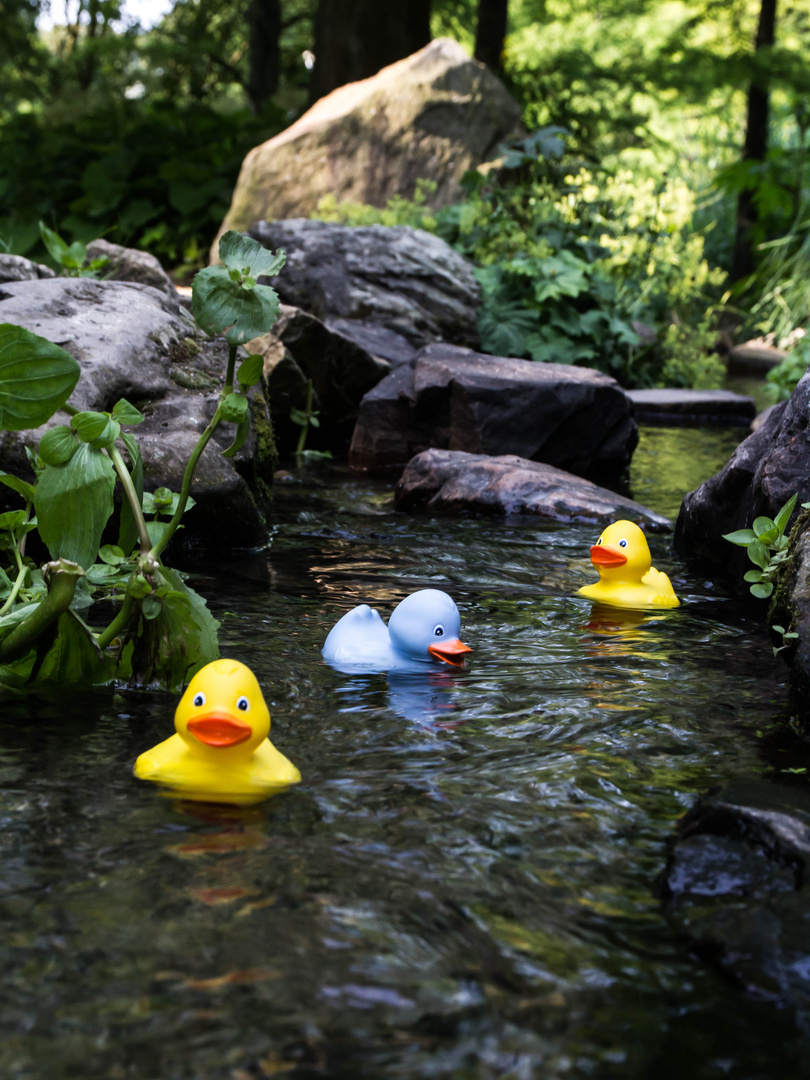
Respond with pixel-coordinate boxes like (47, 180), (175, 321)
(309, 0), (432, 105)
(474, 0), (508, 77)
(731, 0), (778, 282)
(247, 0), (281, 113)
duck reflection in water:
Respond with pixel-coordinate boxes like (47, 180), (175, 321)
(581, 601), (674, 658)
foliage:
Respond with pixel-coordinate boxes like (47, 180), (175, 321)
(0, 230), (284, 690)
(765, 334), (810, 401)
(723, 492), (800, 599)
(38, 220), (108, 277)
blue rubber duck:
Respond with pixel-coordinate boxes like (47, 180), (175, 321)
(322, 588), (472, 674)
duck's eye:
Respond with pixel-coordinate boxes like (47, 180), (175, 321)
(618, 538), (628, 548)
(596, 537), (603, 545)
(433, 625), (444, 637)
(236, 696), (250, 712)
(192, 691), (206, 707)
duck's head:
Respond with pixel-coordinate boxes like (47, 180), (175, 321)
(174, 658), (270, 759)
(388, 589), (472, 666)
(590, 520), (651, 581)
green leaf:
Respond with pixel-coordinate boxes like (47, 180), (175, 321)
(99, 544), (125, 565)
(192, 266), (281, 346)
(753, 516), (776, 538)
(38, 220), (70, 264)
(118, 432), (144, 557)
(772, 624), (786, 634)
(774, 492), (799, 535)
(750, 581), (774, 599)
(221, 392), (248, 424)
(71, 411), (110, 443)
(218, 232), (286, 279)
(111, 399), (145, 426)
(90, 418), (120, 449)
(722, 528), (756, 547)
(40, 425), (79, 466)
(222, 412), (251, 458)
(237, 354), (264, 388)
(34, 443), (116, 570)
(289, 407), (308, 427)
(129, 566), (220, 690)
(32, 611), (114, 686)
(141, 595), (162, 621)
(0, 325), (80, 431)
(743, 569), (763, 582)
(0, 470), (35, 503)
(747, 540), (770, 570)
(146, 521), (170, 547)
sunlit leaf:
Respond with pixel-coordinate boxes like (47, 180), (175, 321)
(192, 266), (281, 346)
(0, 325), (80, 431)
(34, 443), (116, 570)
(217, 232), (286, 279)
(111, 398), (145, 426)
(722, 528), (756, 547)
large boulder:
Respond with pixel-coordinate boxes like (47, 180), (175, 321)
(0, 278), (276, 557)
(212, 38), (522, 250)
(0, 254), (55, 283)
(674, 371), (810, 582)
(246, 304), (389, 455)
(395, 449), (671, 529)
(85, 238), (179, 303)
(349, 343), (638, 479)
(249, 219), (480, 352)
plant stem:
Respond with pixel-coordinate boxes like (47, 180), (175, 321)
(96, 589), (136, 650)
(0, 560), (83, 663)
(0, 548), (27, 618)
(106, 443), (151, 554)
(224, 343), (238, 394)
(295, 379), (313, 455)
(150, 404), (223, 560)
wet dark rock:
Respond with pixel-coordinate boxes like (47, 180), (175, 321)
(85, 238), (178, 303)
(626, 388), (756, 426)
(395, 448), (671, 530)
(661, 781), (810, 1013)
(350, 343), (638, 479)
(324, 317), (418, 367)
(0, 277), (275, 557)
(0, 254), (55, 283)
(249, 219), (480, 351)
(247, 304), (389, 455)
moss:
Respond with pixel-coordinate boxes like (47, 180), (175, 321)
(249, 390), (278, 507)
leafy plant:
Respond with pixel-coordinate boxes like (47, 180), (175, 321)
(38, 220), (109, 278)
(290, 377), (331, 458)
(0, 230), (285, 690)
(765, 335), (810, 402)
(723, 493), (799, 599)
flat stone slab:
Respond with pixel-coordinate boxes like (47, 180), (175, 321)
(350, 343), (638, 479)
(394, 448), (672, 530)
(626, 388), (756, 425)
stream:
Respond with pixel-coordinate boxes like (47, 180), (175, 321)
(0, 424), (803, 1080)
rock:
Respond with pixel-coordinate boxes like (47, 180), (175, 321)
(85, 239), (179, 303)
(324, 317), (417, 367)
(626, 388), (756, 426)
(246, 304), (389, 454)
(769, 510), (810, 717)
(212, 38), (522, 249)
(727, 340), (787, 375)
(661, 781), (810, 1011)
(350, 343), (638, 479)
(395, 449), (671, 530)
(674, 370), (810, 584)
(249, 218), (480, 351)
(0, 254), (55, 283)
(0, 278), (275, 557)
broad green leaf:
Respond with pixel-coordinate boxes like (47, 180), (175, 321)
(192, 266), (281, 346)
(32, 611), (114, 685)
(111, 399), (145, 426)
(129, 566), (220, 689)
(751, 581), (774, 599)
(141, 595), (162, 621)
(99, 545), (125, 565)
(743, 569), (763, 582)
(0, 325), (80, 431)
(71, 410), (110, 443)
(0, 470), (35, 503)
(722, 528), (756, 547)
(747, 539), (770, 570)
(753, 517), (776, 538)
(221, 392), (248, 424)
(146, 520), (170, 546)
(237, 354), (264, 388)
(118, 432), (144, 557)
(774, 492), (799, 535)
(217, 232), (286, 279)
(85, 562), (130, 586)
(38, 220), (70, 263)
(34, 443), (116, 570)
(0, 509), (28, 532)
(90, 418), (121, 449)
(222, 412), (251, 458)
(40, 425), (78, 466)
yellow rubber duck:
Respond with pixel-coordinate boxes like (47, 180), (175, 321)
(134, 658), (301, 805)
(577, 520), (680, 610)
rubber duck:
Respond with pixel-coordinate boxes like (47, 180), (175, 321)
(322, 588), (472, 674)
(577, 520), (680, 610)
(134, 658), (300, 805)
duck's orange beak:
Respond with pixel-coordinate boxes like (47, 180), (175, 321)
(187, 712), (252, 748)
(428, 639), (472, 666)
(590, 545), (627, 568)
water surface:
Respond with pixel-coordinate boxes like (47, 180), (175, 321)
(0, 426), (800, 1080)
